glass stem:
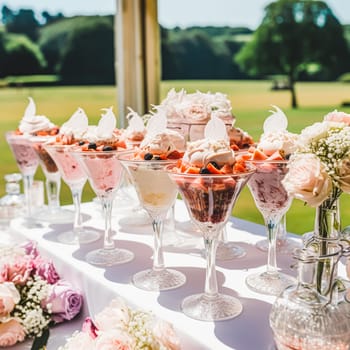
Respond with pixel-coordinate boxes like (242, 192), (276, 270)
(277, 214), (287, 242)
(266, 217), (279, 276)
(102, 197), (114, 250)
(46, 174), (61, 212)
(204, 237), (218, 298)
(23, 174), (33, 217)
(152, 217), (165, 271)
(71, 188), (83, 235)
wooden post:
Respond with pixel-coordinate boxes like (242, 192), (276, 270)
(115, 0), (160, 128)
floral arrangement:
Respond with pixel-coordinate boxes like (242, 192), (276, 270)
(0, 241), (83, 348)
(59, 297), (181, 350)
(282, 110), (350, 207)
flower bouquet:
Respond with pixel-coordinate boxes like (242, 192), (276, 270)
(59, 297), (181, 350)
(282, 110), (350, 294)
(0, 241), (83, 348)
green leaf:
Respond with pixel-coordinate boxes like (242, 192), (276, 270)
(31, 328), (50, 350)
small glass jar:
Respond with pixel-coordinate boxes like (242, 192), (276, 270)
(0, 173), (24, 225)
(270, 247), (350, 350)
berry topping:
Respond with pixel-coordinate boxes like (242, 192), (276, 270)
(144, 153), (153, 160)
(199, 167), (211, 174)
(88, 142), (97, 150)
(102, 145), (113, 151)
(78, 141), (85, 146)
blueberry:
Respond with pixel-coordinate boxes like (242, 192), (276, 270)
(78, 141), (85, 146)
(103, 145), (113, 151)
(153, 156), (161, 160)
(88, 142), (97, 150)
(144, 153), (153, 160)
(199, 167), (211, 174)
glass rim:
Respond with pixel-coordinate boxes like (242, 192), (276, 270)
(118, 154), (179, 164)
(72, 148), (133, 156)
(245, 158), (289, 164)
(165, 163), (256, 178)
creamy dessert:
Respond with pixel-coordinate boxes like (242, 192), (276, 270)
(244, 106), (297, 216)
(169, 117), (253, 225)
(72, 108), (127, 197)
(154, 88), (254, 150)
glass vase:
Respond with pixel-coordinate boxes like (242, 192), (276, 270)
(270, 247), (350, 350)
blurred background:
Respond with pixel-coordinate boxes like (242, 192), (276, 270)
(1, 0), (350, 234)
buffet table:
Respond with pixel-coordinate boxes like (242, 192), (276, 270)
(6, 199), (310, 349)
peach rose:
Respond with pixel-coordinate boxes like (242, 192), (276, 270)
(152, 319), (181, 350)
(282, 153), (332, 207)
(0, 319), (26, 347)
(324, 110), (350, 125)
(0, 282), (20, 317)
(338, 158), (350, 193)
(60, 331), (95, 350)
(0, 256), (33, 286)
(94, 330), (133, 350)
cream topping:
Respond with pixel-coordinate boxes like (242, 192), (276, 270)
(18, 97), (54, 134)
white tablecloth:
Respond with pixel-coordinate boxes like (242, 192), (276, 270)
(5, 199), (318, 350)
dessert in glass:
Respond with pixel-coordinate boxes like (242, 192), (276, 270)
(156, 89), (255, 258)
(120, 117), (186, 291)
(249, 106), (300, 255)
(167, 117), (255, 321)
(5, 97), (48, 225)
(73, 107), (134, 266)
(245, 106), (298, 296)
(44, 108), (100, 245)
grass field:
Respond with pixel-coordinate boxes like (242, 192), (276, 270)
(1, 80), (350, 234)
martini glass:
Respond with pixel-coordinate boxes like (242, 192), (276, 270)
(5, 131), (39, 225)
(73, 149), (134, 266)
(245, 159), (296, 296)
(44, 144), (100, 245)
(167, 164), (255, 321)
(120, 155), (186, 291)
(30, 136), (74, 223)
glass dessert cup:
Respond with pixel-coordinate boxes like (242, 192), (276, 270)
(44, 144), (100, 245)
(120, 156), (186, 291)
(254, 214), (301, 254)
(245, 160), (297, 296)
(30, 136), (74, 223)
(167, 164), (255, 321)
(5, 131), (39, 226)
(73, 149), (134, 266)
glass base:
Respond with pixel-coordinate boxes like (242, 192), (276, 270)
(57, 229), (100, 245)
(216, 241), (246, 260)
(132, 268), (186, 291)
(35, 207), (74, 224)
(255, 238), (301, 255)
(245, 271), (296, 296)
(181, 293), (243, 321)
(86, 248), (134, 267)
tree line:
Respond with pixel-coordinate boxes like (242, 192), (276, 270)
(1, 1), (350, 104)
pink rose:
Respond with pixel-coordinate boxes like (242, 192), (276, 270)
(82, 317), (98, 339)
(95, 330), (133, 350)
(152, 319), (181, 350)
(35, 260), (60, 284)
(42, 280), (83, 323)
(21, 240), (39, 258)
(0, 319), (26, 347)
(0, 282), (20, 317)
(61, 331), (95, 350)
(0, 256), (34, 286)
(282, 153), (332, 207)
(324, 110), (350, 125)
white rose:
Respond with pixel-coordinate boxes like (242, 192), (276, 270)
(152, 319), (181, 350)
(282, 153), (332, 207)
(0, 282), (20, 317)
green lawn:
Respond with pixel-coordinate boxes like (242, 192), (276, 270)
(1, 80), (350, 234)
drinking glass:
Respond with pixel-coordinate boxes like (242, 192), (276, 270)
(245, 160), (296, 296)
(73, 149), (134, 266)
(120, 155), (186, 291)
(5, 132), (39, 225)
(167, 164), (255, 321)
(44, 144), (100, 245)
(30, 136), (74, 223)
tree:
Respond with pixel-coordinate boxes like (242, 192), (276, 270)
(235, 0), (350, 108)
(0, 32), (46, 77)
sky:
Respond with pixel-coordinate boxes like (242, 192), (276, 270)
(1, 0), (350, 29)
